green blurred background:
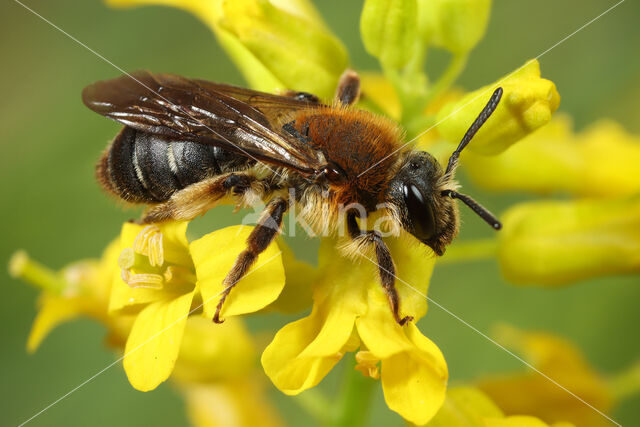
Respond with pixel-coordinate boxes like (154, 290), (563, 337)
(2, 0), (639, 425)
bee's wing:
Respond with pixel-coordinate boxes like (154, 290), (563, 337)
(192, 78), (322, 125)
(82, 71), (326, 175)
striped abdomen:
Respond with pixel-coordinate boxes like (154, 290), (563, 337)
(97, 127), (254, 203)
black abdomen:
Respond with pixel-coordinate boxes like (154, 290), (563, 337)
(97, 127), (254, 203)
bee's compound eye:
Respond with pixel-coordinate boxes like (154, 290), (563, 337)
(403, 183), (436, 242)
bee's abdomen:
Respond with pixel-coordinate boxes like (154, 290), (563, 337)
(97, 127), (253, 204)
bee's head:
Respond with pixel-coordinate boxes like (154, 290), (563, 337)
(387, 87), (504, 255)
(387, 151), (457, 255)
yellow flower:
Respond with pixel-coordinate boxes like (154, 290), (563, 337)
(13, 232), (284, 426)
(112, 222), (285, 391)
(9, 241), (130, 352)
(418, 0), (492, 54)
(174, 317), (283, 427)
(477, 325), (614, 427)
(181, 379), (283, 427)
(108, 221), (197, 391)
(262, 235), (448, 425)
(464, 116), (640, 197)
(424, 386), (574, 427)
(262, 236), (314, 314)
(191, 225), (286, 320)
(498, 196), (640, 286)
(435, 60), (560, 155)
(107, 0), (348, 99)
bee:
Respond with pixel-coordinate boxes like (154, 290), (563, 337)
(83, 70), (502, 325)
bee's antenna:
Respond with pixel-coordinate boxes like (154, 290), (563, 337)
(445, 87), (503, 176)
(442, 189), (502, 230)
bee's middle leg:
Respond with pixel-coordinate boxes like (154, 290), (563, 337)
(213, 196), (288, 323)
(347, 213), (413, 326)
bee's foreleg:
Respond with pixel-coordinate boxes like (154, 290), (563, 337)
(140, 173), (256, 224)
(213, 196), (289, 323)
(347, 213), (413, 326)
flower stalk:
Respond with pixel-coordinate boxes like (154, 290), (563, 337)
(329, 358), (377, 427)
(608, 361), (640, 402)
(293, 389), (332, 424)
(9, 251), (67, 295)
(422, 52), (468, 107)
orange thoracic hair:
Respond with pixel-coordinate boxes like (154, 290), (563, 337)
(291, 106), (407, 210)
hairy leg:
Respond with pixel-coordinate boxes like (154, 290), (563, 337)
(347, 213), (413, 326)
(213, 196), (288, 323)
(140, 173), (256, 223)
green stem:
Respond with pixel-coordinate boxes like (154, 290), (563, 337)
(8, 250), (66, 294)
(382, 40), (430, 130)
(423, 52), (468, 106)
(438, 239), (498, 265)
(328, 359), (377, 427)
(294, 389), (332, 424)
(608, 361), (640, 401)
(404, 114), (437, 142)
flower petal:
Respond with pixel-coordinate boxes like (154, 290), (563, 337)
(356, 297), (414, 359)
(173, 317), (255, 383)
(109, 271), (162, 314)
(483, 416), (574, 427)
(182, 379), (283, 427)
(123, 290), (195, 391)
(27, 295), (91, 353)
(379, 323), (448, 425)
(358, 296), (447, 425)
(263, 237), (314, 314)
(426, 386), (503, 426)
(387, 234), (436, 320)
(21, 242), (121, 352)
(261, 305), (356, 395)
(437, 60), (560, 155)
(262, 237), (369, 394)
(191, 225), (285, 320)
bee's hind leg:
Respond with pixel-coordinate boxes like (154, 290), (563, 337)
(213, 196), (288, 323)
(347, 213), (413, 326)
(140, 173), (257, 224)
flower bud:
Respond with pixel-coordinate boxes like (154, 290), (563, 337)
(360, 0), (418, 69)
(437, 60), (560, 155)
(220, 0), (348, 99)
(418, 0), (492, 53)
(465, 117), (640, 197)
(499, 197), (640, 286)
(478, 325), (613, 426)
(107, 0), (347, 98)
